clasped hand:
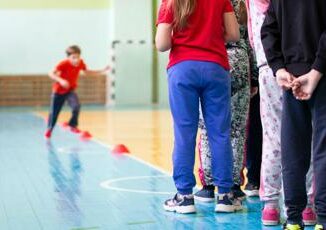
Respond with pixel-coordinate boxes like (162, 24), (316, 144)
(276, 68), (323, 100)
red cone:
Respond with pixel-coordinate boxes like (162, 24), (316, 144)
(80, 131), (92, 140)
(112, 144), (130, 154)
(61, 122), (70, 128)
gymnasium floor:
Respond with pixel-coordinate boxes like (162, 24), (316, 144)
(0, 107), (314, 230)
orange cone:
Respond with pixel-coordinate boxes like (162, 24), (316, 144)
(112, 144), (130, 154)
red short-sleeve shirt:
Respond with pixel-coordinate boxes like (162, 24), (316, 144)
(52, 59), (87, 94)
(157, 0), (234, 70)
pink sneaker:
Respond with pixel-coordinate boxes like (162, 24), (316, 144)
(262, 207), (280, 226)
(302, 207), (317, 226)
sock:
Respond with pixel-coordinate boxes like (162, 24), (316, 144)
(203, 185), (215, 190)
(264, 200), (279, 209)
(177, 193), (193, 199)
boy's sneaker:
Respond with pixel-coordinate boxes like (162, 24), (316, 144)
(244, 183), (259, 197)
(70, 127), (81, 134)
(163, 193), (196, 214)
(262, 206), (280, 225)
(315, 224), (324, 230)
(215, 193), (243, 213)
(303, 207), (317, 226)
(61, 122), (80, 134)
(194, 185), (215, 203)
(283, 222), (304, 230)
(44, 129), (52, 139)
(231, 184), (246, 201)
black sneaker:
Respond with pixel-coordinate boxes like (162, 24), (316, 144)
(163, 193), (196, 214)
(215, 193), (243, 213)
(194, 185), (215, 203)
(283, 222), (304, 230)
(244, 183), (259, 197)
(231, 184), (246, 201)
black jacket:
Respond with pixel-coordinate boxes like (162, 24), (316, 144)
(261, 0), (326, 76)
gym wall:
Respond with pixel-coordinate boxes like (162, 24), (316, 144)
(155, 0), (169, 106)
(109, 0), (153, 106)
(109, 0), (169, 106)
(0, 0), (112, 106)
(0, 0), (170, 107)
(0, 0), (112, 74)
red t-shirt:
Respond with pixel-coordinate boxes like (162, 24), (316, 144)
(157, 0), (234, 70)
(52, 59), (87, 94)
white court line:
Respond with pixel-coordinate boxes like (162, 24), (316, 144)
(33, 112), (203, 192)
(100, 175), (175, 195)
(91, 138), (172, 176)
(92, 139), (178, 194)
(33, 112), (171, 176)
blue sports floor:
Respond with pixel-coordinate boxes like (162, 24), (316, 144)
(0, 110), (314, 230)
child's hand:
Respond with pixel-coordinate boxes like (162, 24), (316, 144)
(59, 79), (70, 89)
(292, 69), (323, 100)
(276, 68), (295, 90)
(103, 65), (111, 73)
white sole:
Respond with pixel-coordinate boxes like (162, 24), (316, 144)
(244, 190), (259, 197)
(215, 204), (243, 213)
(262, 220), (280, 226)
(303, 220), (317, 226)
(163, 204), (196, 214)
(194, 195), (215, 203)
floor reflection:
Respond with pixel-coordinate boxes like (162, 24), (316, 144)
(46, 141), (83, 226)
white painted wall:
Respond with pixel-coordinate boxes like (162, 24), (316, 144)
(112, 0), (152, 41)
(110, 0), (154, 105)
(0, 9), (112, 74)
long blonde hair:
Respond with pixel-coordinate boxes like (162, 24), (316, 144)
(169, 0), (196, 30)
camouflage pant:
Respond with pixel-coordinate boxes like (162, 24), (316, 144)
(198, 47), (251, 186)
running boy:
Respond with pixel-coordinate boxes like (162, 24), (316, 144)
(261, 1), (326, 229)
(45, 45), (109, 139)
(156, 0), (240, 214)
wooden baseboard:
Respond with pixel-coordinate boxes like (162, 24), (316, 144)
(0, 75), (107, 106)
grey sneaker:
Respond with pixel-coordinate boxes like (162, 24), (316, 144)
(231, 184), (246, 201)
(163, 193), (196, 214)
(215, 193), (243, 213)
(244, 183), (259, 197)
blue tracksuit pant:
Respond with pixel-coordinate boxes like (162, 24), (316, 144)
(48, 91), (81, 130)
(167, 61), (233, 195)
(282, 77), (326, 226)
